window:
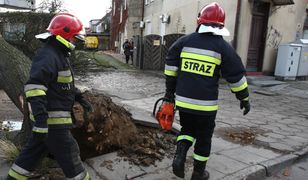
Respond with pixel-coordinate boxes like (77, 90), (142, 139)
(145, 0), (149, 5)
(124, 0), (127, 9)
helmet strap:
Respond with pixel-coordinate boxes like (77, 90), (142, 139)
(195, 25), (201, 32)
(56, 35), (76, 50)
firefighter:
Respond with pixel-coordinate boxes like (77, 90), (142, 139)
(164, 2), (250, 180)
(7, 13), (92, 180)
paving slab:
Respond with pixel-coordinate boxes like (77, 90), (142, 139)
(210, 137), (241, 153)
(85, 152), (145, 180)
(84, 163), (102, 180)
(249, 80), (286, 87)
(139, 156), (172, 173)
(219, 147), (268, 165)
(220, 165), (266, 180)
(206, 154), (248, 175)
(240, 146), (281, 159)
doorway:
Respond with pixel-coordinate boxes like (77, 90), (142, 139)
(246, 1), (270, 72)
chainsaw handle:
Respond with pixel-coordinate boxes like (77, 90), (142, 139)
(152, 97), (169, 117)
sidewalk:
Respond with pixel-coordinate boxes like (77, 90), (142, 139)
(78, 69), (308, 180)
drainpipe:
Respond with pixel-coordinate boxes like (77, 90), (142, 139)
(233, 0), (241, 50)
(141, 0), (145, 37)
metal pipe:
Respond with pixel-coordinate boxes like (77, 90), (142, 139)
(233, 0), (242, 50)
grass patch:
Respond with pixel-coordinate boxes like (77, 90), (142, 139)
(75, 50), (133, 70)
(93, 52), (133, 70)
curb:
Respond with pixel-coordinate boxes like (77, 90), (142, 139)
(221, 147), (308, 180)
(219, 165), (266, 180)
(258, 154), (298, 176)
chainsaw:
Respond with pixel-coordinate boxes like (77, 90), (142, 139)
(152, 97), (175, 131)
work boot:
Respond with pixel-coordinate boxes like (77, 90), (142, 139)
(172, 141), (191, 178)
(191, 160), (209, 180)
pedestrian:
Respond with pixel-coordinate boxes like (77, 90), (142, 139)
(129, 39), (134, 65)
(7, 13), (92, 180)
(123, 39), (131, 64)
(163, 2), (250, 180)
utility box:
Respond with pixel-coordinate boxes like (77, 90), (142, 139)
(275, 44), (301, 80)
(297, 44), (308, 77)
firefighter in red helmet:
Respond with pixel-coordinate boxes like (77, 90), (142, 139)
(164, 2), (250, 180)
(7, 13), (92, 180)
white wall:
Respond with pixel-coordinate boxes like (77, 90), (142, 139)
(0, 0), (35, 10)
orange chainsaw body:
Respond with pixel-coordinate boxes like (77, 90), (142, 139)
(153, 98), (175, 131)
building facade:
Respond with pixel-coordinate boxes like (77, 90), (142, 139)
(0, 0), (35, 10)
(110, 0), (143, 52)
(142, 0), (307, 74)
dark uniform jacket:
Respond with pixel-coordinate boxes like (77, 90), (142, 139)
(164, 32), (249, 115)
(24, 38), (80, 133)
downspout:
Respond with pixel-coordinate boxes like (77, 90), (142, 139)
(139, 0), (145, 69)
(233, 0), (242, 50)
(141, 0), (145, 37)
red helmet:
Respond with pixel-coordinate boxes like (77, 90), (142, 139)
(197, 2), (225, 27)
(47, 13), (84, 41)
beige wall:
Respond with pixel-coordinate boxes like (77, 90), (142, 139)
(144, 0), (237, 42)
(262, 0), (307, 74)
(236, 1), (253, 68)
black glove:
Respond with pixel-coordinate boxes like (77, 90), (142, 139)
(32, 131), (48, 142)
(164, 91), (175, 103)
(78, 97), (93, 113)
(240, 100), (250, 115)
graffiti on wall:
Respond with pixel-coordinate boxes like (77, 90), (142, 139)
(266, 26), (283, 49)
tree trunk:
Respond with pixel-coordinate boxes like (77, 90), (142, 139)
(0, 35), (32, 145)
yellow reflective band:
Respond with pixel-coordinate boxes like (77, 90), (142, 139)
(176, 100), (218, 111)
(177, 135), (195, 142)
(230, 82), (248, 92)
(32, 127), (48, 133)
(29, 113), (35, 121)
(242, 97), (249, 101)
(56, 35), (75, 50)
(25, 89), (46, 98)
(57, 76), (73, 83)
(181, 52), (221, 65)
(8, 169), (28, 180)
(181, 59), (216, 77)
(47, 117), (72, 125)
(83, 172), (90, 180)
(193, 153), (209, 162)
(164, 69), (177, 77)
